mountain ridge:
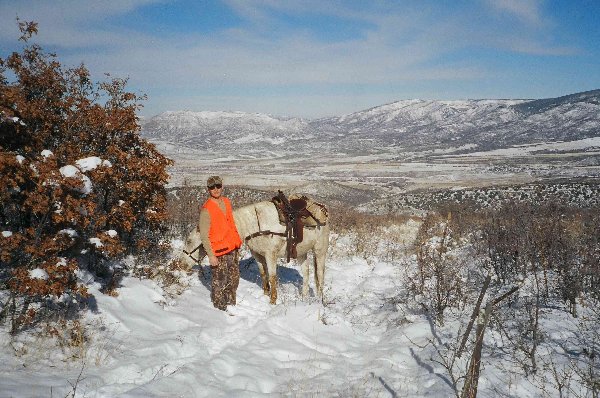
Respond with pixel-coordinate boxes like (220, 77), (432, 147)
(141, 89), (600, 158)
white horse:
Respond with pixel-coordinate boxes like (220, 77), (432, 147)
(181, 200), (330, 304)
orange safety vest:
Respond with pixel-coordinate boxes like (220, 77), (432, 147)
(202, 197), (242, 256)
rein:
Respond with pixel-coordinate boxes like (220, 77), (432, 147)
(183, 244), (206, 278)
(182, 244), (202, 261)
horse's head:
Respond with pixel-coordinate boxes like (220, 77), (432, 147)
(179, 227), (205, 271)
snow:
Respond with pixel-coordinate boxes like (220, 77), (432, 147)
(450, 136), (600, 158)
(2, 90), (598, 396)
(234, 133), (266, 144)
(60, 165), (80, 178)
(59, 229), (78, 237)
(89, 238), (104, 247)
(2, 252), (426, 397)
(76, 157), (102, 171)
(29, 268), (49, 280)
(0, 220), (597, 397)
(76, 156), (112, 171)
(8, 116), (26, 126)
(41, 149), (53, 158)
(79, 175), (93, 195)
(59, 165), (93, 194)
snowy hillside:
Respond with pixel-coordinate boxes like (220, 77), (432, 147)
(142, 90), (600, 156)
(139, 90), (600, 192)
(313, 89), (600, 152)
(142, 111), (314, 151)
(1, 243), (426, 397)
(2, 215), (598, 397)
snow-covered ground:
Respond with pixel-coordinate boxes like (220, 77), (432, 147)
(157, 134), (600, 193)
(445, 136), (600, 158)
(0, 224), (596, 397)
(1, 248), (419, 396)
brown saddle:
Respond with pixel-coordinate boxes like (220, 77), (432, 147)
(271, 190), (327, 262)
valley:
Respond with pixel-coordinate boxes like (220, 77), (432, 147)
(142, 90), (600, 207)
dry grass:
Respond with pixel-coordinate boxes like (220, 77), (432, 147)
(328, 204), (423, 261)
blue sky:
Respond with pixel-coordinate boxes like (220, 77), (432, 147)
(1, 0), (599, 118)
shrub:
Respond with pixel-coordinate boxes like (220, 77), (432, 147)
(0, 21), (172, 333)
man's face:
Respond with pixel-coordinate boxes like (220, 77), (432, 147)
(207, 183), (223, 199)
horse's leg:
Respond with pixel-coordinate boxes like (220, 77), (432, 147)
(313, 251), (327, 299)
(266, 254), (278, 305)
(296, 254), (309, 299)
(313, 230), (329, 299)
(251, 250), (270, 296)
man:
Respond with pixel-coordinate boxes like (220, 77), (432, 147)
(198, 176), (242, 311)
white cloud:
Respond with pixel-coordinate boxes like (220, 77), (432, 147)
(484, 0), (545, 26)
(0, 0), (164, 24)
(0, 0), (165, 47)
(498, 37), (579, 56)
(0, 0), (586, 118)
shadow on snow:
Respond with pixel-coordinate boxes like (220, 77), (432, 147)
(194, 256), (308, 297)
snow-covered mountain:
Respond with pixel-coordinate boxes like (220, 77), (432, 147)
(141, 90), (600, 157)
(141, 111), (313, 151)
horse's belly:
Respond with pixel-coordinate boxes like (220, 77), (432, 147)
(247, 235), (287, 256)
(293, 238), (318, 256)
(246, 228), (325, 259)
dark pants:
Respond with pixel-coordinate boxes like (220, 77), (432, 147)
(211, 250), (239, 311)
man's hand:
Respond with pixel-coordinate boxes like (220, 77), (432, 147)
(209, 255), (219, 267)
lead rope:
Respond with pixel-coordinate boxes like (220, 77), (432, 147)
(255, 205), (262, 232)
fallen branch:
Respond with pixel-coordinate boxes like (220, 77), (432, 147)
(457, 274), (491, 358)
(461, 284), (521, 398)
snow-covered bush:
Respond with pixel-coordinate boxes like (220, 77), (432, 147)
(164, 181), (206, 239)
(327, 204), (418, 261)
(0, 21), (172, 333)
(406, 211), (476, 325)
(397, 201), (599, 397)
